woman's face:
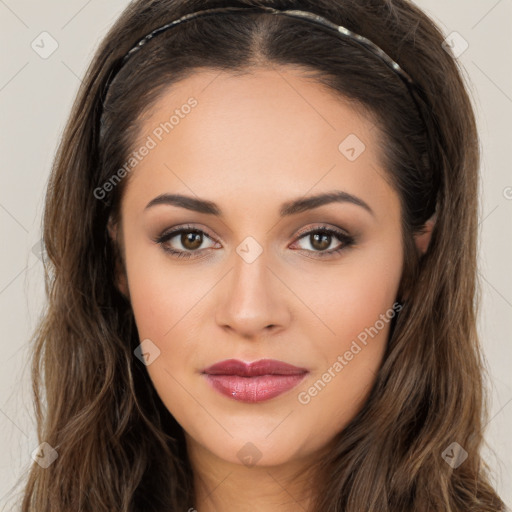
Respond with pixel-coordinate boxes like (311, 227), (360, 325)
(112, 66), (407, 469)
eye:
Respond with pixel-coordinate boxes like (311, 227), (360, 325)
(154, 224), (219, 260)
(291, 225), (355, 258)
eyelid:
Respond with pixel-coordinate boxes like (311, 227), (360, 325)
(158, 223), (217, 241)
(293, 223), (351, 239)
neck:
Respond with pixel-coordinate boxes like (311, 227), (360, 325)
(186, 435), (328, 512)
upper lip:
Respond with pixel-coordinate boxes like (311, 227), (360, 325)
(202, 359), (308, 377)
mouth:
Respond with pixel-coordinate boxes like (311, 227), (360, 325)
(202, 359), (309, 403)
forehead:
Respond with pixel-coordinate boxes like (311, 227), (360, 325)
(121, 66), (397, 220)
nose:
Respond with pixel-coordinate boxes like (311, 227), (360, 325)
(214, 248), (291, 340)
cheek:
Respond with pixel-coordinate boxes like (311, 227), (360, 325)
(289, 238), (403, 349)
(291, 240), (403, 428)
(124, 255), (206, 424)
(123, 242), (224, 403)
(123, 233), (204, 340)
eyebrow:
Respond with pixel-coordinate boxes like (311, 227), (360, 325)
(144, 191), (374, 217)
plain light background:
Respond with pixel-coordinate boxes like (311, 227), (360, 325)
(0, 0), (511, 510)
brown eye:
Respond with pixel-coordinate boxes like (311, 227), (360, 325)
(155, 226), (218, 259)
(309, 232), (332, 251)
(181, 231), (203, 251)
(292, 226), (355, 258)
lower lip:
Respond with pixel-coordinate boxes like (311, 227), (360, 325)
(203, 374), (307, 403)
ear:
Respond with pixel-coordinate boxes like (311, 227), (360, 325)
(107, 217), (130, 300)
(413, 215), (436, 256)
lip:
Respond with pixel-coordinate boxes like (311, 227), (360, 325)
(202, 359), (309, 403)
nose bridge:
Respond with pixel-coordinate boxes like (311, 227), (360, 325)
(214, 238), (290, 337)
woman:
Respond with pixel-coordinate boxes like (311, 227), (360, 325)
(19, 0), (506, 510)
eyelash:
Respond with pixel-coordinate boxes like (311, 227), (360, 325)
(154, 224), (355, 260)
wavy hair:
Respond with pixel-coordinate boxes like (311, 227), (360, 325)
(17, 0), (505, 510)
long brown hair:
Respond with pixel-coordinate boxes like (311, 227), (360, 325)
(16, 0), (505, 510)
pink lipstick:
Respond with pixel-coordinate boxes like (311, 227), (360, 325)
(202, 359), (308, 403)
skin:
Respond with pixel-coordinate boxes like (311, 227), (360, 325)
(108, 66), (433, 511)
